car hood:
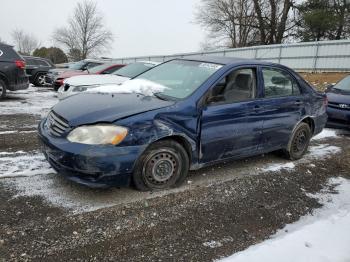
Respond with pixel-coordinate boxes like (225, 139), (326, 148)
(52, 93), (174, 126)
(327, 89), (350, 104)
(65, 74), (130, 86)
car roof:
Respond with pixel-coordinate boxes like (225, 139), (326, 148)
(176, 55), (279, 67)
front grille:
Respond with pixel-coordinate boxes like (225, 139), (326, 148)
(46, 111), (70, 137)
(328, 102), (350, 110)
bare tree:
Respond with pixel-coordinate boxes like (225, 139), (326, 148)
(53, 0), (113, 60)
(196, 0), (297, 48)
(11, 29), (40, 55)
(196, 0), (259, 48)
(252, 0), (296, 44)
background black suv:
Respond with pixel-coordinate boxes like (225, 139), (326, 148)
(23, 56), (55, 86)
(0, 43), (28, 99)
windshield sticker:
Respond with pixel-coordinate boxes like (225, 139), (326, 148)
(199, 63), (222, 70)
(0, 50), (3, 57)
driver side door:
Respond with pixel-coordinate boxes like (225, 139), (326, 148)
(199, 67), (264, 164)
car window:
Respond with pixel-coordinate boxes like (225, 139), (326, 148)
(262, 68), (300, 97)
(25, 58), (38, 66)
(334, 75), (350, 91)
(37, 59), (49, 67)
(86, 62), (102, 69)
(102, 66), (123, 74)
(114, 62), (155, 78)
(208, 68), (257, 104)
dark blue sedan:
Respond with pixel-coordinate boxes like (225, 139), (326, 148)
(326, 75), (350, 129)
(38, 56), (328, 190)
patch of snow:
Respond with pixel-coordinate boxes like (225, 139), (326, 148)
(261, 162), (295, 172)
(308, 144), (341, 158)
(0, 130), (36, 135)
(203, 241), (223, 248)
(0, 151), (53, 178)
(0, 86), (57, 117)
(312, 129), (338, 140)
(219, 177), (350, 262)
(87, 79), (168, 96)
(64, 74), (130, 86)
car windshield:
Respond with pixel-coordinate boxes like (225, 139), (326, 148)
(135, 60), (223, 99)
(113, 62), (155, 78)
(334, 75), (350, 91)
(69, 61), (85, 70)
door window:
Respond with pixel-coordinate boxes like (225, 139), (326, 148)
(262, 68), (300, 97)
(208, 68), (256, 104)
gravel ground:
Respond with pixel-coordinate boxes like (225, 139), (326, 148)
(0, 87), (350, 261)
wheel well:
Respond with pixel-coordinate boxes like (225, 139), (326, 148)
(156, 136), (193, 162)
(302, 117), (315, 134)
(0, 74), (8, 87)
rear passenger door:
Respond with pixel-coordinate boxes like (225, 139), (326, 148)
(200, 67), (264, 163)
(259, 67), (304, 151)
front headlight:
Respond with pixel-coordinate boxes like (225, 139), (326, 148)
(67, 125), (128, 145)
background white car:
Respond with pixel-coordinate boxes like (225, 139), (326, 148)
(57, 61), (160, 99)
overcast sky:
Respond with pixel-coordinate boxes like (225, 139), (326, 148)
(0, 0), (206, 58)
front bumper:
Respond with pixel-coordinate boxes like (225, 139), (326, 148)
(326, 106), (350, 130)
(38, 119), (146, 188)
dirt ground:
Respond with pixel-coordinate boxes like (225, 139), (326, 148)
(0, 85), (349, 261)
(300, 72), (349, 91)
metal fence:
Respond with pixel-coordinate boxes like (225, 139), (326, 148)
(110, 40), (350, 72)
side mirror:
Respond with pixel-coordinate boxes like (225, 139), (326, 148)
(325, 84), (333, 92)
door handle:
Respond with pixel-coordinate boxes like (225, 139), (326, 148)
(294, 100), (303, 105)
(254, 105), (261, 111)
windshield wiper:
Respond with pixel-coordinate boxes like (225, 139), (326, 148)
(153, 92), (169, 101)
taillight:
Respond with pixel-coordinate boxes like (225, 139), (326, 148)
(15, 60), (26, 69)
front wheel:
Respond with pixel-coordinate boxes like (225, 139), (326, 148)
(133, 140), (189, 191)
(284, 122), (311, 160)
(0, 79), (7, 99)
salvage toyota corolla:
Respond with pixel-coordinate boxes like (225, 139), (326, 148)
(38, 56), (328, 191)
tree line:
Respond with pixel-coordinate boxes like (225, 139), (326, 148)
(196, 0), (350, 49)
(2, 0), (113, 63)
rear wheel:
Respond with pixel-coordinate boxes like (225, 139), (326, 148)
(34, 74), (46, 87)
(284, 122), (311, 160)
(0, 79), (7, 99)
(133, 140), (189, 191)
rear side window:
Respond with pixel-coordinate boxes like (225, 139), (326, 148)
(37, 59), (50, 67)
(262, 68), (300, 97)
(0, 45), (22, 61)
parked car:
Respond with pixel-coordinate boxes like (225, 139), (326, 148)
(23, 56), (55, 86)
(46, 59), (104, 89)
(53, 63), (125, 91)
(38, 56), (327, 190)
(57, 61), (159, 99)
(325, 75), (350, 129)
(0, 43), (28, 99)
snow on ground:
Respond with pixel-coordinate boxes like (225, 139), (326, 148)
(312, 128), (338, 140)
(0, 151), (53, 178)
(0, 86), (58, 117)
(260, 144), (341, 173)
(87, 79), (168, 96)
(219, 177), (350, 262)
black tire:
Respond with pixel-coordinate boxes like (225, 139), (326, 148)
(0, 79), (7, 99)
(34, 74), (46, 87)
(133, 140), (189, 191)
(284, 122), (311, 160)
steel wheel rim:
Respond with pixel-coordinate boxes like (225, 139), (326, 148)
(38, 75), (46, 85)
(143, 149), (179, 187)
(292, 129), (307, 153)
